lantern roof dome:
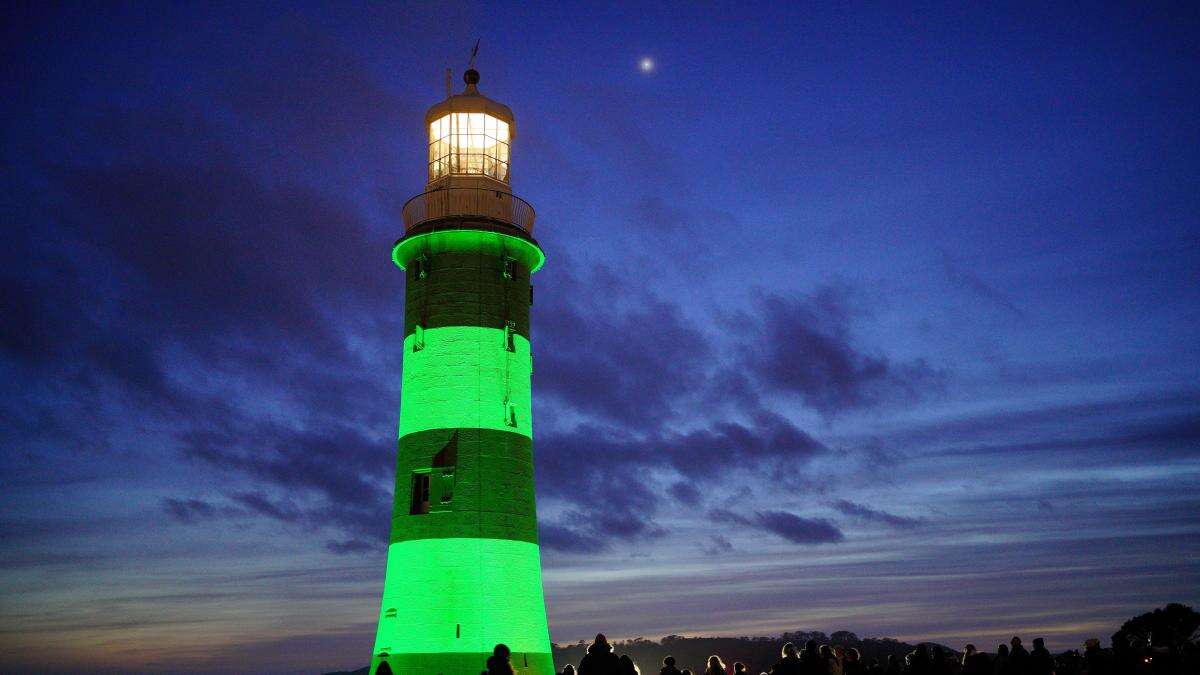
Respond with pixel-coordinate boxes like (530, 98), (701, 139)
(424, 69), (516, 138)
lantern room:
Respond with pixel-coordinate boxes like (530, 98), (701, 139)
(424, 69), (515, 185)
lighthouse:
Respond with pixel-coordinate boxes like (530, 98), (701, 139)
(369, 67), (553, 675)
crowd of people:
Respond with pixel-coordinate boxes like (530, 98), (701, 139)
(481, 632), (1195, 675)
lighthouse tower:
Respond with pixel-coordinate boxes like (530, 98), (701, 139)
(369, 68), (552, 675)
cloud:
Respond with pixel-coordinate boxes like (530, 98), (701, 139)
(539, 521), (610, 554)
(831, 499), (924, 529)
(710, 508), (845, 545)
(534, 412), (830, 550)
(325, 539), (377, 555)
(742, 288), (943, 416)
(700, 534), (734, 555)
(162, 498), (219, 523)
(533, 264), (712, 429)
(942, 255), (1024, 318)
(181, 423), (391, 541)
(228, 491), (304, 524)
(670, 481), (701, 506)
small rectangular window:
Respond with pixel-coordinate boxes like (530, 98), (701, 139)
(503, 320), (516, 352)
(412, 324), (425, 352)
(415, 255), (429, 280)
(439, 470), (455, 503)
(410, 472), (431, 514)
(502, 256), (514, 280)
(504, 400), (517, 428)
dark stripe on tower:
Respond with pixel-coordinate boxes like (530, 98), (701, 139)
(404, 251), (532, 339)
(390, 428), (538, 545)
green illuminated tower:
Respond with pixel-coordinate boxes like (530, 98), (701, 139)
(369, 67), (552, 675)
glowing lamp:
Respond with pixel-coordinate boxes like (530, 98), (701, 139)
(425, 69), (515, 184)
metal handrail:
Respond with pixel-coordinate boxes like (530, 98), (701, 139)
(402, 187), (536, 234)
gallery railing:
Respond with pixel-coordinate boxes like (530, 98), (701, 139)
(402, 187), (536, 234)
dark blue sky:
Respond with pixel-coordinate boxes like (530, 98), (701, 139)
(2, 2), (1198, 673)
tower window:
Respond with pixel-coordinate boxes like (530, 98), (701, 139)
(504, 400), (518, 428)
(410, 472), (431, 514)
(412, 325), (425, 352)
(411, 468), (455, 515)
(414, 255), (429, 280)
(502, 256), (515, 280)
(503, 320), (516, 352)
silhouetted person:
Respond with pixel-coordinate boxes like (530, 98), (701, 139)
(661, 656), (683, 675)
(773, 642), (804, 675)
(843, 648), (866, 675)
(885, 655), (902, 675)
(733, 663), (749, 675)
(831, 647), (846, 675)
(1010, 638), (1029, 675)
(682, 670), (694, 675)
(579, 634), (621, 675)
(620, 654), (641, 675)
(993, 645), (1011, 675)
(1081, 640), (1107, 675)
(931, 646), (951, 675)
(802, 641), (825, 675)
(820, 645), (838, 675)
(1054, 650), (1080, 675)
(487, 644), (515, 675)
(705, 655), (727, 675)
(909, 644), (932, 675)
(1029, 639), (1053, 675)
(962, 645), (989, 675)
(562, 665), (578, 675)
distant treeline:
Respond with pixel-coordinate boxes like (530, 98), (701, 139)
(552, 632), (944, 674)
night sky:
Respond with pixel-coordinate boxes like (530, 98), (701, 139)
(3, 2), (1199, 673)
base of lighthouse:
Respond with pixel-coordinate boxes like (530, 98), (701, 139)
(372, 653), (555, 675)
(370, 538), (553, 675)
